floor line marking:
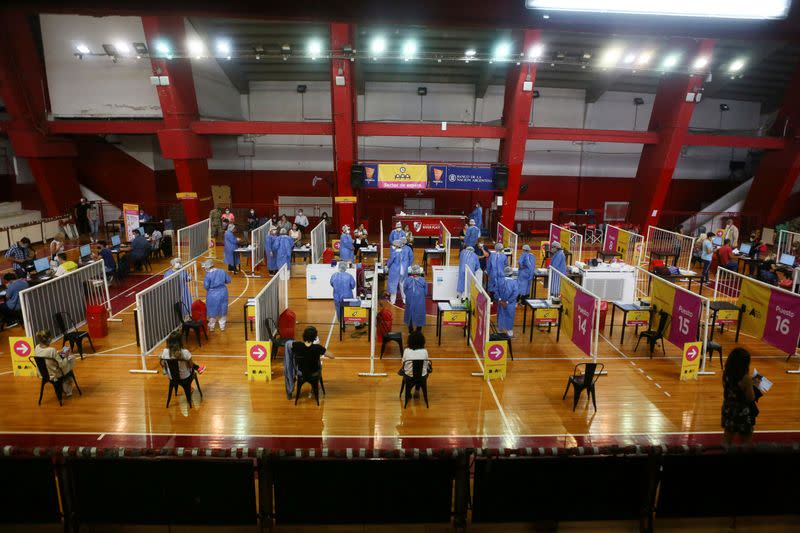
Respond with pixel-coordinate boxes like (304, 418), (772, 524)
(324, 312), (336, 350)
(97, 434), (105, 441)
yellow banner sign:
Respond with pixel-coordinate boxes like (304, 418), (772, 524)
(625, 310), (650, 326)
(335, 196), (358, 203)
(680, 341), (703, 381)
(343, 306), (369, 324)
(246, 341), (272, 382)
(534, 308), (559, 325)
(377, 163), (427, 189)
(484, 340), (508, 381)
(737, 278), (770, 338)
(9, 336), (37, 377)
(560, 280), (576, 340)
(442, 310), (467, 326)
(715, 309), (739, 325)
(176, 192), (198, 199)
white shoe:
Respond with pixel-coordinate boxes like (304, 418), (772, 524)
(220, 325), (226, 331)
(507, 330), (514, 337)
(208, 325), (215, 332)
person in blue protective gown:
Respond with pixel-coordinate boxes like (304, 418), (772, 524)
(202, 259), (231, 331)
(458, 245), (480, 296)
(464, 218), (480, 249)
(516, 244), (535, 300)
(487, 242), (507, 295)
(265, 227), (278, 274)
(272, 228), (294, 272)
(470, 202), (483, 229)
(389, 221), (405, 245)
(399, 237), (414, 301)
(164, 257), (193, 318)
(549, 240), (567, 296)
(223, 224), (242, 274)
(386, 239), (404, 304)
(330, 261), (356, 321)
(495, 266), (519, 336)
(403, 264), (428, 332)
(339, 225), (354, 262)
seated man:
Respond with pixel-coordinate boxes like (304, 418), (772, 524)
(129, 229), (151, 270)
(54, 252), (78, 277)
(96, 240), (116, 276)
(0, 273), (29, 327)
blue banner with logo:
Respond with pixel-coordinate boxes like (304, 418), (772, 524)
(359, 164), (495, 190)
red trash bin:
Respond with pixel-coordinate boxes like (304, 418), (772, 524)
(279, 309), (297, 339)
(191, 299), (207, 327)
(598, 301), (608, 331)
(86, 304), (108, 338)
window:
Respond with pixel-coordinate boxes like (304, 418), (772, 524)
(604, 202), (629, 222)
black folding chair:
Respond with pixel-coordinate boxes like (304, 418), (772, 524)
(489, 323), (514, 360)
(399, 359), (430, 408)
(563, 362), (603, 411)
(378, 314), (403, 358)
(174, 302), (207, 347)
(266, 318), (289, 360)
(29, 356), (82, 406)
(704, 341), (723, 367)
(53, 311), (94, 360)
(294, 356), (326, 406)
(163, 358), (203, 408)
(634, 310), (670, 358)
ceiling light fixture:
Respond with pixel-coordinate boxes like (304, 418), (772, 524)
(216, 39), (231, 59)
(155, 40), (170, 56)
(528, 43), (545, 60)
(188, 39), (204, 59)
(370, 36), (387, 57)
(623, 52), (636, 64)
(692, 56), (709, 69)
(662, 53), (680, 69)
(402, 40), (417, 61)
(76, 43), (90, 55)
(524, 0), (791, 20)
(728, 58), (746, 72)
(114, 41), (130, 55)
(308, 39), (322, 59)
(493, 41), (512, 60)
(636, 50), (653, 65)
(599, 47), (623, 67)
(465, 48), (477, 57)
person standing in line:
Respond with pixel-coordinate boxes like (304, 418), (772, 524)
(265, 227), (278, 274)
(403, 264), (427, 333)
(273, 228), (295, 272)
(516, 244), (535, 300)
(223, 224), (242, 274)
(221, 208), (234, 231)
(330, 261), (356, 321)
(723, 217), (740, 249)
(339, 225), (355, 262)
(549, 241), (567, 296)
(389, 221), (405, 245)
(495, 266), (519, 336)
(722, 348), (761, 446)
(294, 209), (309, 230)
(464, 219), (480, 249)
(470, 202), (483, 230)
(202, 259), (231, 332)
(700, 231), (715, 283)
(403, 224), (415, 248)
(387, 240), (404, 304)
(486, 242), (507, 295)
(247, 208), (259, 231)
(457, 245), (480, 297)
(75, 197), (90, 236)
(353, 223), (368, 261)
(165, 257), (192, 317)
(399, 238), (414, 301)
(87, 202), (100, 242)
(209, 207), (222, 240)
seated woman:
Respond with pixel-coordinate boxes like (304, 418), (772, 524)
(401, 330), (432, 379)
(289, 223), (302, 243)
(160, 330), (206, 380)
(34, 329), (77, 397)
(293, 326), (334, 378)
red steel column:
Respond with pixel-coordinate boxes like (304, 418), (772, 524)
(142, 16), (212, 225)
(329, 22), (356, 230)
(741, 64), (800, 227)
(628, 39), (715, 231)
(0, 9), (81, 216)
(499, 30), (540, 230)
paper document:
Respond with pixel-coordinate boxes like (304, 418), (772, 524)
(752, 368), (773, 393)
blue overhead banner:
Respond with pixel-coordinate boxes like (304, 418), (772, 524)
(359, 164), (495, 190)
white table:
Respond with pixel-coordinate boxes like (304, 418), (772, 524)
(432, 265), (460, 301)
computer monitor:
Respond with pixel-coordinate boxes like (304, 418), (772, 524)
(80, 244), (91, 258)
(34, 257), (51, 273)
(111, 234), (121, 247)
(779, 253), (796, 267)
(712, 236), (723, 246)
(739, 243), (751, 255)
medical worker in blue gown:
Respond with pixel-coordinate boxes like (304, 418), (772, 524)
(470, 202), (483, 230)
(339, 225), (354, 262)
(272, 228), (294, 272)
(495, 266), (519, 336)
(386, 239), (404, 304)
(516, 244), (535, 300)
(403, 264), (427, 332)
(458, 245), (480, 297)
(389, 221), (405, 245)
(330, 261), (356, 321)
(464, 218), (480, 249)
(202, 259), (231, 331)
(399, 237), (414, 300)
(223, 224), (242, 273)
(487, 242), (507, 295)
(549, 240), (567, 296)
(164, 257), (192, 317)
(265, 227), (278, 274)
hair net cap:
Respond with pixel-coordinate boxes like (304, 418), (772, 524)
(495, 242), (504, 250)
(522, 244), (531, 251)
(280, 228), (287, 234)
(393, 239), (403, 247)
(396, 222), (402, 228)
(466, 246), (475, 252)
(468, 219), (475, 225)
(409, 264), (423, 275)
(504, 266), (514, 276)
(337, 261), (348, 271)
(201, 259), (213, 269)
(170, 258), (181, 268)
(400, 238), (407, 245)
(551, 241), (562, 249)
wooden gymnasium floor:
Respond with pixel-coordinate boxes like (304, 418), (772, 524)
(1, 243), (799, 451)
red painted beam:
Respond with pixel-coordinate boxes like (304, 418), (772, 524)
(683, 134), (785, 150)
(190, 121), (333, 136)
(330, 22), (357, 230)
(357, 122), (505, 139)
(48, 120), (165, 135)
(528, 127), (658, 144)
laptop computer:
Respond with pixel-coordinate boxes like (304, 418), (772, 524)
(778, 253), (796, 267)
(34, 257), (51, 273)
(80, 244), (92, 260)
(739, 243), (751, 255)
(111, 234), (121, 248)
(712, 236), (723, 246)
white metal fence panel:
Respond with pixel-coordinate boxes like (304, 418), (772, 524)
(643, 226), (695, 272)
(255, 264), (290, 342)
(250, 220), (270, 270)
(20, 260), (110, 341)
(177, 218), (211, 263)
(310, 220), (327, 264)
(549, 223), (583, 263)
(498, 222), (519, 266)
(777, 229), (800, 259)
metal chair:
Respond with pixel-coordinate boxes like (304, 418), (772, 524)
(634, 310), (670, 358)
(53, 311), (94, 360)
(29, 356), (82, 406)
(563, 362), (603, 411)
(174, 302), (207, 347)
(399, 359), (430, 408)
(163, 358), (202, 408)
(266, 318), (289, 359)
